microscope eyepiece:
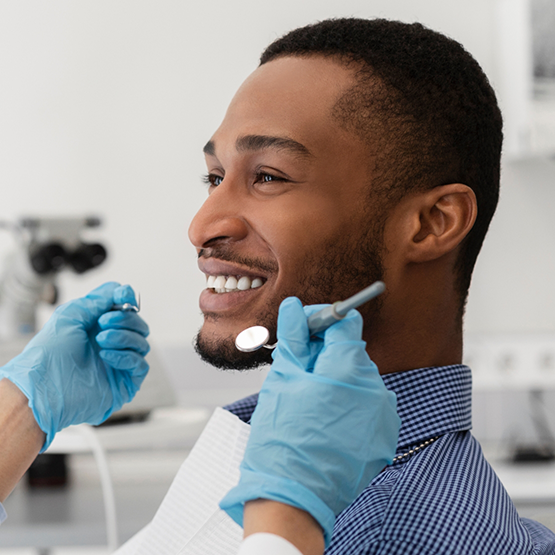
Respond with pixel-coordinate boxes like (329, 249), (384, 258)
(30, 243), (67, 275)
(68, 243), (107, 274)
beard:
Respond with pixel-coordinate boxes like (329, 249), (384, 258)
(194, 218), (385, 371)
(194, 321), (276, 370)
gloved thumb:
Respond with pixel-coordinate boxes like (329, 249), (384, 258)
(55, 282), (121, 327)
(273, 297), (314, 371)
(113, 284), (138, 308)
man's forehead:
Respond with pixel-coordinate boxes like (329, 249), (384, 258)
(234, 56), (354, 109)
(205, 57), (358, 158)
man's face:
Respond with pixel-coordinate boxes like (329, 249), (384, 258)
(188, 56), (385, 369)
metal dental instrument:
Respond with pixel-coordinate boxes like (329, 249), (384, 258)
(235, 280), (385, 352)
(113, 292), (141, 313)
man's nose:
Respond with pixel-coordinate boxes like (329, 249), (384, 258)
(188, 184), (249, 249)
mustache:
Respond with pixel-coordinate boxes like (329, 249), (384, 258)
(198, 245), (278, 275)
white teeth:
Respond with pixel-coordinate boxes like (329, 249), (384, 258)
(213, 276), (226, 290)
(225, 276), (238, 291)
(237, 276), (251, 290)
(205, 274), (265, 293)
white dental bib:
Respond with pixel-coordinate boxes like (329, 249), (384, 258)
(116, 408), (248, 555)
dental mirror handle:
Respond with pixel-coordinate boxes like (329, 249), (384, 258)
(306, 281), (385, 334)
(113, 292), (141, 313)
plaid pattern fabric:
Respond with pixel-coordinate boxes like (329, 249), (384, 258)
(225, 365), (555, 554)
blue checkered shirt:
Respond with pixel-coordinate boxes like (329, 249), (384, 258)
(225, 364), (555, 554)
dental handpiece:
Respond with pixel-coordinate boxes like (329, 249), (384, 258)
(235, 281), (385, 352)
(306, 280), (385, 334)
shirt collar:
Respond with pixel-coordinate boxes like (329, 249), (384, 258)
(381, 364), (472, 452)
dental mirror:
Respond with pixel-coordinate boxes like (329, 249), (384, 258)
(235, 280), (385, 353)
(113, 292), (141, 313)
(235, 325), (274, 352)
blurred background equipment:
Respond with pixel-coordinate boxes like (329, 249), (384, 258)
(0, 215), (176, 423)
(0, 216), (176, 493)
(0, 216), (108, 493)
(0, 216), (106, 342)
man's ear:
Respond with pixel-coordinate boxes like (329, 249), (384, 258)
(405, 184), (477, 263)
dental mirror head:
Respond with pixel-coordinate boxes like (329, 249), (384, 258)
(235, 325), (271, 352)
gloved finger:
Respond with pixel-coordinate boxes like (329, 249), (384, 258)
(275, 296), (309, 347)
(54, 282), (121, 327)
(312, 309), (375, 385)
(299, 303), (332, 340)
(98, 311), (150, 337)
(113, 284), (138, 308)
(272, 297), (319, 372)
(302, 303), (331, 318)
(275, 297), (309, 340)
(99, 349), (150, 374)
(314, 340), (379, 386)
(96, 329), (150, 356)
(117, 364), (150, 404)
(106, 359), (149, 406)
(320, 309), (364, 344)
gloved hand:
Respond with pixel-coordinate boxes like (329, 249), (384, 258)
(220, 297), (400, 546)
(0, 282), (150, 452)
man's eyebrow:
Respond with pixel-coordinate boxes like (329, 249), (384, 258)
(236, 134), (313, 159)
(202, 135), (313, 160)
(203, 140), (215, 156)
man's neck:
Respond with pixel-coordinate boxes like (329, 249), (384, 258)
(363, 294), (463, 375)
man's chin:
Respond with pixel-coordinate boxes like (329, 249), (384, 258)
(194, 330), (273, 370)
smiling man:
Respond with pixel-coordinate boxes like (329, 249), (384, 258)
(191, 56), (389, 371)
(189, 20), (487, 378)
(186, 17), (555, 555)
(193, 70), (375, 366)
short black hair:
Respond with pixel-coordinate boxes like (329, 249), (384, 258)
(260, 18), (503, 313)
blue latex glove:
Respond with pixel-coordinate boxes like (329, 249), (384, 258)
(0, 282), (150, 452)
(220, 297), (400, 546)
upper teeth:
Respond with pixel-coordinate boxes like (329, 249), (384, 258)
(206, 275), (264, 293)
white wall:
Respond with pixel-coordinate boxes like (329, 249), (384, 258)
(0, 0), (551, 358)
(466, 157), (555, 334)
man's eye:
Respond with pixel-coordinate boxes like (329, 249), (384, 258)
(202, 174), (223, 187)
(254, 172), (285, 184)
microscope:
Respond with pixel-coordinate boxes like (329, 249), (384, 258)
(0, 216), (107, 343)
